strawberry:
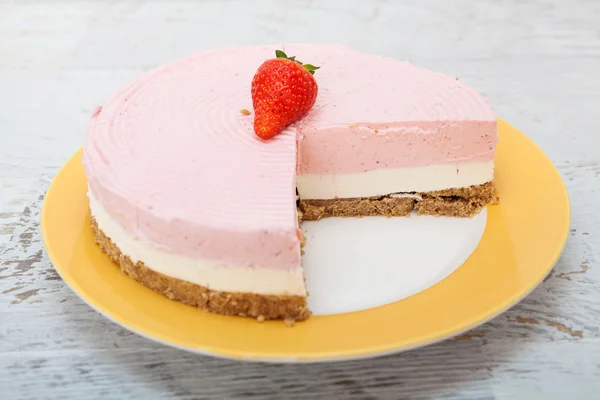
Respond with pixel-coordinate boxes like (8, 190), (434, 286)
(251, 50), (319, 140)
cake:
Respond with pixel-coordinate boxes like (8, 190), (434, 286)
(83, 44), (498, 322)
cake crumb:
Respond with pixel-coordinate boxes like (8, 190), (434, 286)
(491, 193), (500, 205)
(164, 288), (175, 300)
(240, 109), (251, 116)
(257, 315), (265, 322)
(284, 318), (296, 327)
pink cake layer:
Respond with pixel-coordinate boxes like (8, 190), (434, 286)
(297, 122), (495, 174)
(296, 50), (497, 174)
(83, 44), (497, 270)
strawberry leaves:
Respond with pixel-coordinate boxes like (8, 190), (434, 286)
(274, 50), (320, 76)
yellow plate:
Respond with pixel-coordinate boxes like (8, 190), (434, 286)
(41, 119), (570, 362)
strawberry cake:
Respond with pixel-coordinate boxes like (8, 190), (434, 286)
(83, 44), (498, 322)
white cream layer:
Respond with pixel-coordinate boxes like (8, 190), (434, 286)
(89, 193), (307, 296)
(296, 161), (494, 199)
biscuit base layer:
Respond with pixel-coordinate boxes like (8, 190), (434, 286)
(91, 217), (310, 322)
(299, 181), (496, 220)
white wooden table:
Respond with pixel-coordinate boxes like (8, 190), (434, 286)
(1, 1), (599, 398)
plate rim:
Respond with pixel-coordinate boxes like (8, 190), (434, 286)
(41, 119), (571, 363)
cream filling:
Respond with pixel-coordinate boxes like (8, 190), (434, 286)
(89, 193), (307, 296)
(296, 161), (494, 199)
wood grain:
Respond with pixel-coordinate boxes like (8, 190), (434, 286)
(1, 0), (599, 398)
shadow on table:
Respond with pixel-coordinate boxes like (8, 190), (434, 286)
(86, 330), (507, 400)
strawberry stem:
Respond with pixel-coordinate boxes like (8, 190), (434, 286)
(302, 64), (320, 75)
(274, 50), (320, 75)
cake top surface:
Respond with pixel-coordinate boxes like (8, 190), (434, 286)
(83, 44), (496, 267)
(295, 45), (495, 126)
